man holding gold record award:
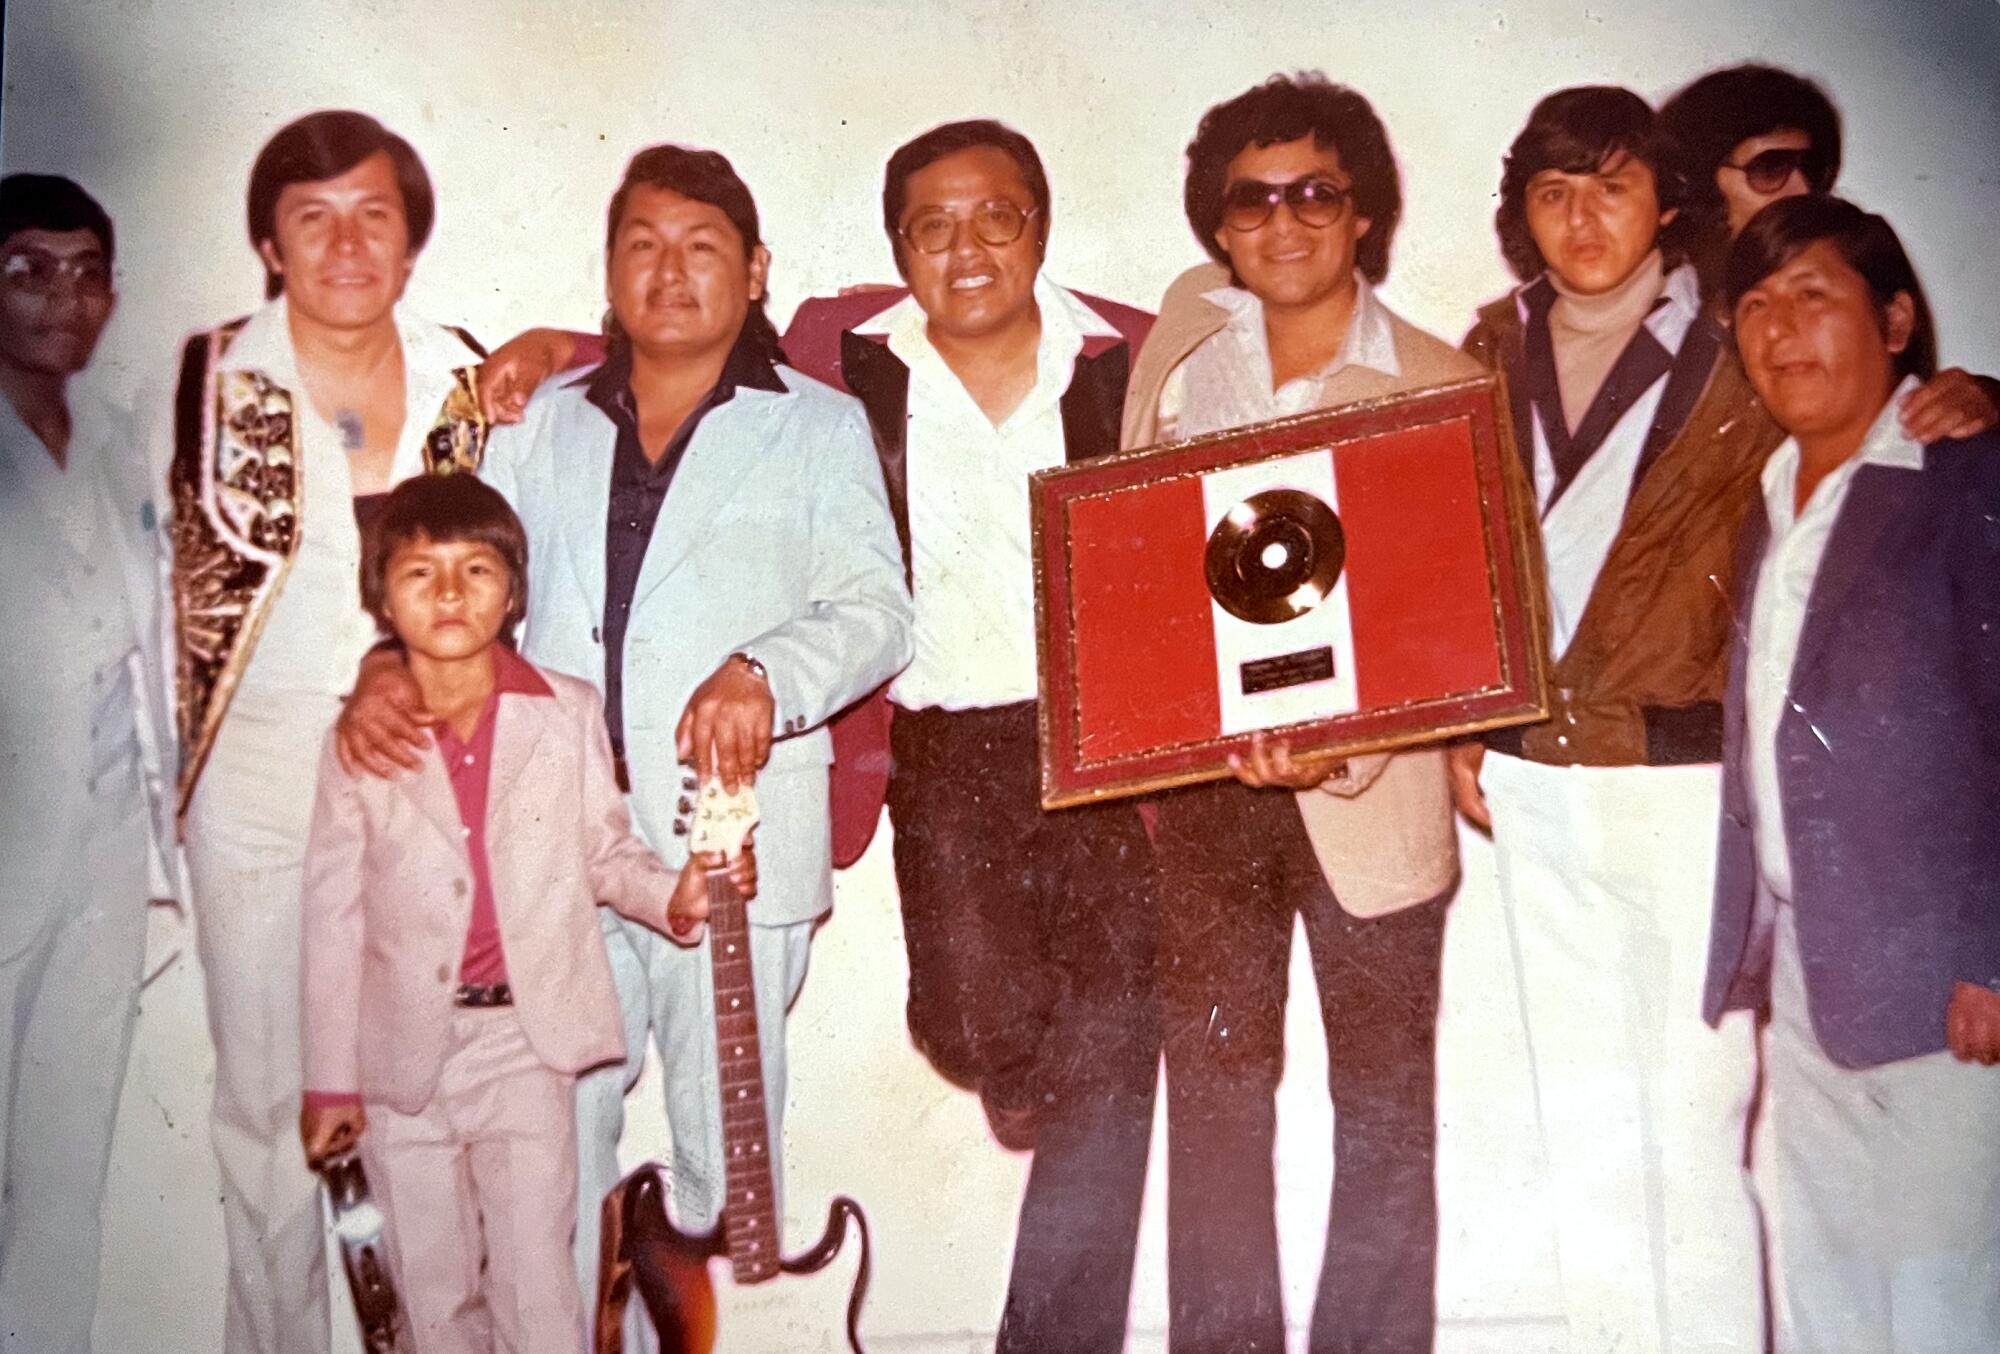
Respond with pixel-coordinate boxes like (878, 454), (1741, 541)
(1105, 74), (1530, 1353)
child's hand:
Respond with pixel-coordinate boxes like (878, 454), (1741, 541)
(663, 843), (758, 946)
(727, 840), (757, 901)
(300, 1102), (366, 1166)
(664, 851), (716, 945)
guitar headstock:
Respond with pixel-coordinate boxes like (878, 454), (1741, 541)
(689, 779), (760, 860)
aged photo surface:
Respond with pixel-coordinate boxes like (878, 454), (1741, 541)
(3, 0), (1997, 1349)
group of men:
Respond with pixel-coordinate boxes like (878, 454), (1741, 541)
(3, 53), (1997, 1354)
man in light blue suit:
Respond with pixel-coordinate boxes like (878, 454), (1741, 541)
(342, 143), (909, 1342)
(0, 174), (178, 1354)
(1704, 194), (2000, 1353)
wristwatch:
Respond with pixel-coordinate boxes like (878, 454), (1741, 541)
(729, 652), (770, 686)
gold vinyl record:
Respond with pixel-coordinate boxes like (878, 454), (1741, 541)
(1203, 488), (1346, 625)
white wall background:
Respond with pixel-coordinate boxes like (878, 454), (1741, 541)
(4, 1), (1997, 1350)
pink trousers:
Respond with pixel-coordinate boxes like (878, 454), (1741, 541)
(361, 1006), (586, 1354)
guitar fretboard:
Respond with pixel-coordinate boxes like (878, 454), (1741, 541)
(708, 867), (780, 1285)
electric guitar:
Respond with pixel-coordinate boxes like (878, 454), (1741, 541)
(594, 776), (872, 1354)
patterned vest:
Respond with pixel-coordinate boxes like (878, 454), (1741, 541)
(168, 317), (488, 819)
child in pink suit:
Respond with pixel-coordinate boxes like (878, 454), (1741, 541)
(298, 474), (746, 1354)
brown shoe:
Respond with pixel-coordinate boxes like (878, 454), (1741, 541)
(981, 1090), (1042, 1152)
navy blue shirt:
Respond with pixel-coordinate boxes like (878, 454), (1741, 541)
(574, 326), (785, 778)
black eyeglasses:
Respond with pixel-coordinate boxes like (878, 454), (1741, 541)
(1219, 178), (1352, 232)
(1719, 147), (1829, 195)
(1, 247), (112, 298)
(898, 201), (1039, 254)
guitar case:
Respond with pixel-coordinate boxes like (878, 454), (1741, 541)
(316, 1148), (407, 1353)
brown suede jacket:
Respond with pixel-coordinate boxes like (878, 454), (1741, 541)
(1462, 290), (1783, 767)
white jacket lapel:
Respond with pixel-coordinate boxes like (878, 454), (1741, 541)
(627, 391), (766, 611)
(397, 747), (475, 856)
(554, 399), (615, 617)
(486, 689), (554, 821)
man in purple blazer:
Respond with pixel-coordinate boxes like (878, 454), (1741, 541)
(1703, 194), (2000, 1352)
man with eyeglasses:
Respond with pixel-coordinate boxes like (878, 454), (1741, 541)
(1119, 74), (1485, 1352)
(0, 173), (178, 1354)
(1659, 62), (1999, 439)
(781, 118), (1161, 1353)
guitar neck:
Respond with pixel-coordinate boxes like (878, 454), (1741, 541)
(706, 867), (781, 1285)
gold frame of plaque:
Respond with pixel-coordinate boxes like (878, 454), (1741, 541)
(1029, 373), (1548, 809)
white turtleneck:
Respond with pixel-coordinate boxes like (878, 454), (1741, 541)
(1548, 249), (1667, 434)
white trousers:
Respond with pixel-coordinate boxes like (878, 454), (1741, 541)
(364, 1006), (585, 1354)
(182, 694), (341, 1354)
(1483, 754), (1763, 1354)
(575, 910), (811, 1351)
(1764, 909), (2000, 1354)
(0, 793), (147, 1354)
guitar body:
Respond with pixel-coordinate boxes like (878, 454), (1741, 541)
(593, 778), (872, 1353)
(596, 1166), (721, 1354)
(594, 1163), (872, 1354)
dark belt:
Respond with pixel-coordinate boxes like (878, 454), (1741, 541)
(455, 981), (512, 1008)
(888, 700), (1038, 771)
(613, 753), (632, 794)
(1483, 701), (1724, 766)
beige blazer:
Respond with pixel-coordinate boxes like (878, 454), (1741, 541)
(301, 662), (677, 1114)
(1123, 262), (1483, 917)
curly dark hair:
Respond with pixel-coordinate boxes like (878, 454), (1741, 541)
(1660, 63), (1843, 288)
(1183, 73), (1401, 284)
(1661, 63), (1840, 216)
(1494, 85), (1691, 283)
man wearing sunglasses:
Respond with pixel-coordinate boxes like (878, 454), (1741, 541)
(1120, 74), (1485, 1353)
(0, 173), (178, 1354)
(1660, 62), (1999, 441)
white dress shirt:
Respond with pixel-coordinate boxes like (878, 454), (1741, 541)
(1528, 262), (1702, 658)
(861, 275), (1120, 711)
(1159, 269), (1401, 440)
(1746, 375), (1924, 900)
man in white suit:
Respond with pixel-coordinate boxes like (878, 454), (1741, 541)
(0, 174), (177, 1354)
(340, 143), (910, 1337)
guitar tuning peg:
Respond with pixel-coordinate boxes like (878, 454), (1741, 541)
(677, 796), (693, 814)
(672, 822), (688, 836)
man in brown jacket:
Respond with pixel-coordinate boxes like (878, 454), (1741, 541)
(1122, 74), (1481, 1354)
(1446, 86), (1779, 1354)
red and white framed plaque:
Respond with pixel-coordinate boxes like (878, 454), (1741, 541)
(1030, 374), (1547, 808)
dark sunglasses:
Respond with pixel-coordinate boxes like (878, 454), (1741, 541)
(1219, 177), (1352, 232)
(1720, 146), (1830, 196)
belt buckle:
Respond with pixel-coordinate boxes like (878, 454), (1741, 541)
(454, 981), (511, 1008)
